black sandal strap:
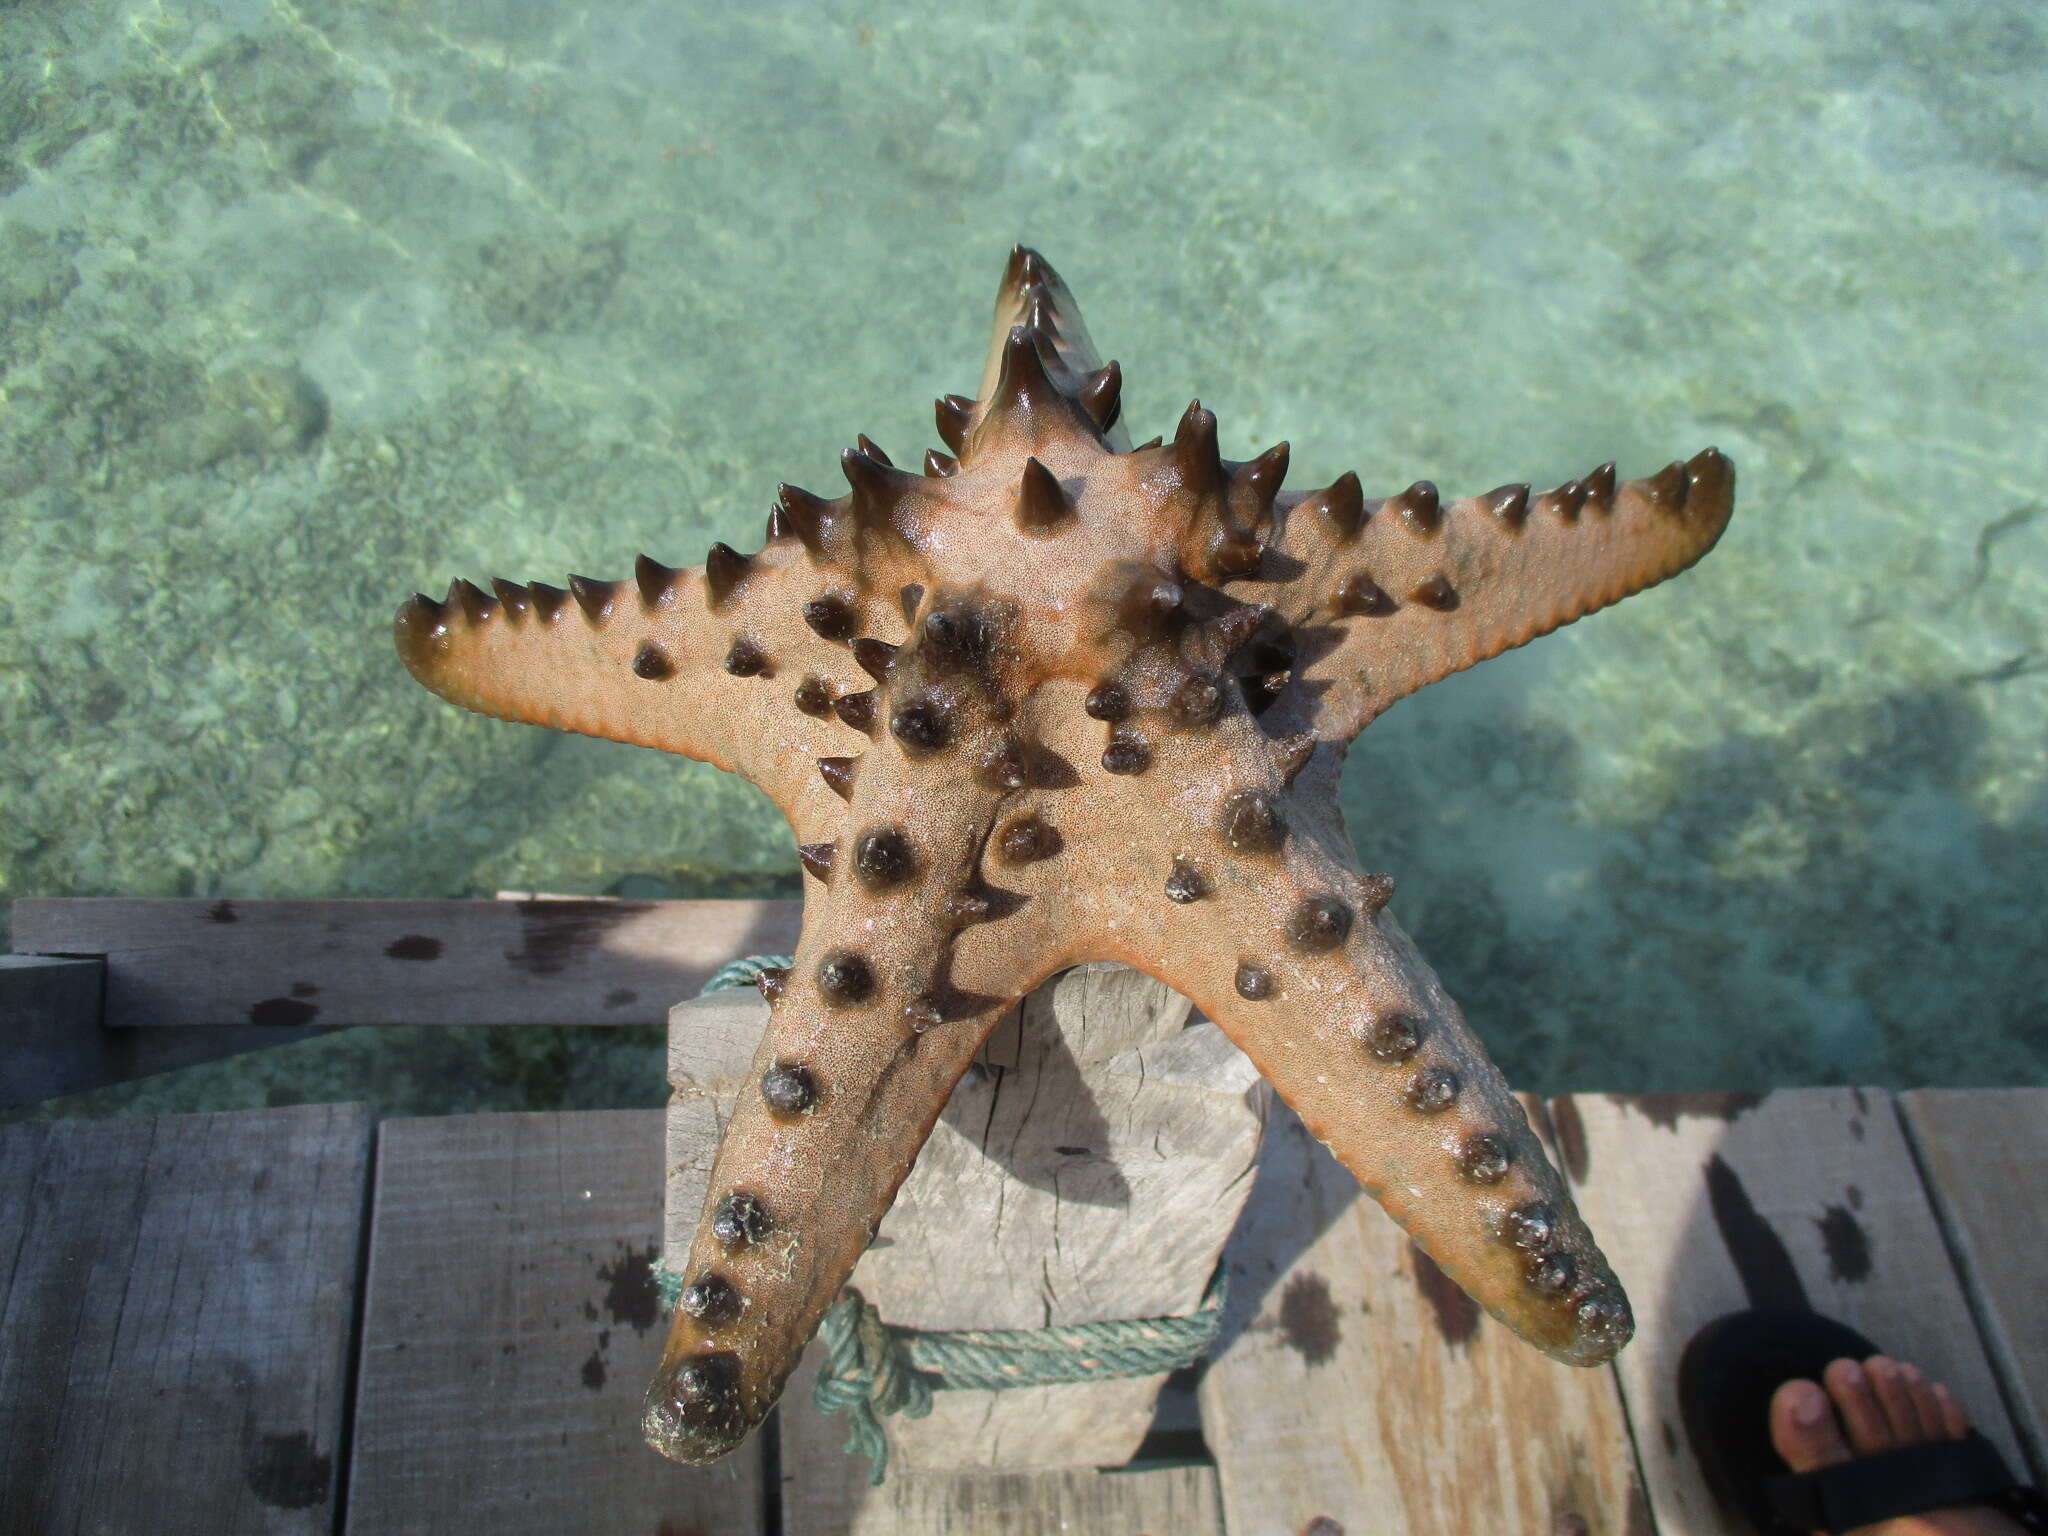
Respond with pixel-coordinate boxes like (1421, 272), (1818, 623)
(1766, 1432), (2036, 1533)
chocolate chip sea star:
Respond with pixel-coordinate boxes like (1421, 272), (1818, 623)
(394, 247), (1735, 1463)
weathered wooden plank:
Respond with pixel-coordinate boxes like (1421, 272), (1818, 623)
(347, 1110), (762, 1534)
(1199, 1094), (1649, 1536)
(1557, 1089), (2024, 1535)
(1900, 1088), (2048, 1486)
(666, 964), (1264, 1472)
(0, 1104), (371, 1533)
(777, 1342), (1226, 1536)
(11, 896), (800, 1028)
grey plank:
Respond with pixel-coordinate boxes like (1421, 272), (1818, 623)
(10, 896), (801, 1028)
(0, 1104), (373, 1534)
(1901, 1088), (2048, 1486)
(347, 1110), (762, 1534)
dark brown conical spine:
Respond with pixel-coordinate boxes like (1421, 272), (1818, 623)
(772, 483), (834, 554)
(1309, 471), (1366, 541)
(1170, 401), (1225, 501)
(934, 395), (976, 455)
(1232, 442), (1290, 518)
(840, 447), (917, 541)
(636, 555), (681, 607)
(1078, 361), (1122, 434)
(704, 544), (749, 611)
(980, 326), (1064, 438)
(1015, 456), (1071, 534)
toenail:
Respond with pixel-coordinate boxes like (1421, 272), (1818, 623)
(1837, 1360), (1864, 1385)
(1898, 1363), (1922, 1384)
(1868, 1358), (1894, 1381)
(1791, 1386), (1827, 1426)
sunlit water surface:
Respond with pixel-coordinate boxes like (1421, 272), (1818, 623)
(3, 0), (2042, 1120)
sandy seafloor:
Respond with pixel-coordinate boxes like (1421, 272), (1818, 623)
(1, 0), (2043, 1122)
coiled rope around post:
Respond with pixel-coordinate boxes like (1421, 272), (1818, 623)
(811, 1277), (1227, 1485)
(668, 955), (1230, 1485)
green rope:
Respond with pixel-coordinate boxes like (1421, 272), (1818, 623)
(660, 955), (1230, 1485)
(813, 1277), (1228, 1484)
(700, 953), (794, 996)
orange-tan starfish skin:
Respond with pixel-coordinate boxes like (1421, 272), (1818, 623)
(394, 248), (1734, 1464)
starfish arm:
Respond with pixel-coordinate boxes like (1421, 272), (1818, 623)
(1034, 708), (1631, 1366)
(643, 604), (1068, 1461)
(951, 246), (1132, 457)
(1256, 449), (1734, 741)
(394, 514), (931, 818)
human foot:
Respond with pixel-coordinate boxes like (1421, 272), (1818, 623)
(1680, 1309), (2043, 1535)
(1769, 1355), (2026, 1536)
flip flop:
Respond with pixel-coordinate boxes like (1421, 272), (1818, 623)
(1679, 1308), (2047, 1534)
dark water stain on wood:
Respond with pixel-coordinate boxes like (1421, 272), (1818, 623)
(603, 985), (638, 1008)
(1301, 1518), (1344, 1536)
(1409, 1244), (1481, 1347)
(384, 933), (443, 961)
(581, 1348), (606, 1390)
(249, 995), (319, 1026)
(596, 1241), (661, 1334)
(1704, 1153), (1808, 1310)
(505, 899), (651, 976)
(1276, 1271), (1341, 1365)
(1549, 1096), (1589, 1182)
(1816, 1203), (1872, 1282)
(207, 899), (239, 923)
(1622, 1092), (1765, 1131)
(242, 1428), (330, 1509)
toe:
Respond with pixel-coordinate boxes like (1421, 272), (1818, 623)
(1824, 1357), (1894, 1455)
(1896, 1361), (1944, 1443)
(1931, 1380), (1972, 1441)
(1867, 1356), (1928, 1443)
(1771, 1378), (1852, 1473)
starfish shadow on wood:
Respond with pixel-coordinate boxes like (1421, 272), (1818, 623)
(394, 246), (1735, 1465)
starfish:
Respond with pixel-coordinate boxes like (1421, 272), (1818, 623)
(395, 247), (1734, 1464)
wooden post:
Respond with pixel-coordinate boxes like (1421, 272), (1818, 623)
(0, 954), (106, 1107)
(665, 963), (1265, 1472)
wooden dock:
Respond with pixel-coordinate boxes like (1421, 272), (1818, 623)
(3, 899), (2043, 1534)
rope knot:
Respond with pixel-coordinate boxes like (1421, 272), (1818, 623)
(813, 1288), (933, 1484)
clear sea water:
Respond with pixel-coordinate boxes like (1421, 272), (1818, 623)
(3, 0), (2043, 1120)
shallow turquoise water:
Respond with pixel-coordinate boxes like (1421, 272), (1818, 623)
(3, 0), (2043, 1118)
